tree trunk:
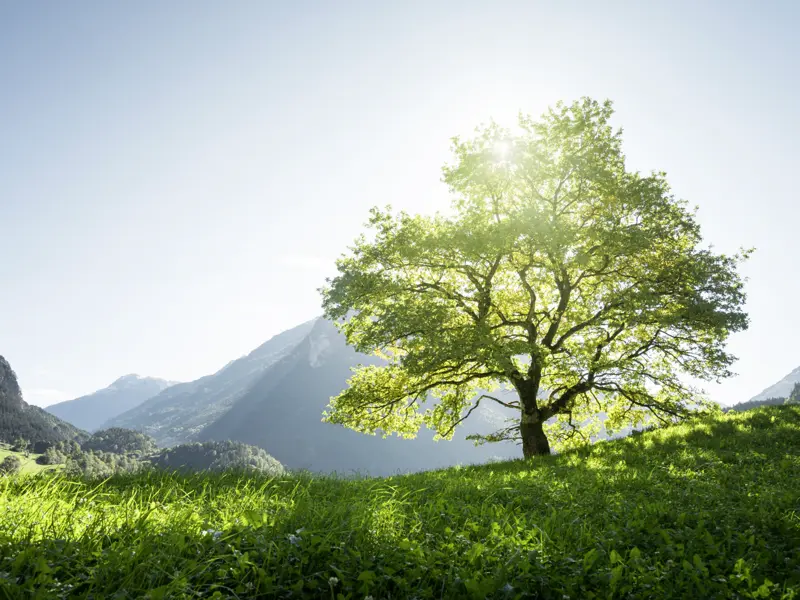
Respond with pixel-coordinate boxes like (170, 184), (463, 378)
(521, 414), (551, 458)
(516, 374), (551, 458)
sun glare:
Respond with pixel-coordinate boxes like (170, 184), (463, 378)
(493, 140), (511, 161)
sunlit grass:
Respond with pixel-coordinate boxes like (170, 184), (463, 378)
(0, 446), (61, 475)
(0, 406), (798, 599)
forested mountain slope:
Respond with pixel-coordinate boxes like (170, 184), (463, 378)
(103, 319), (317, 445)
(198, 318), (521, 474)
(0, 355), (87, 445)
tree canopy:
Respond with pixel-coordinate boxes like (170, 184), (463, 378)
(82, 427), (158, 457)
(321, 98), (749, 458)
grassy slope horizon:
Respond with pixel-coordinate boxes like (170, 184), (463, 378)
(0, 405), (798, 599)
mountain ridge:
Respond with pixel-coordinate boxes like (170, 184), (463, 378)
(46, 375), (178, 432)
(0, 355), (87, 445)
(197, 318), (523, 474)
(103, 318), (522, 474)
(102, 319), (318, 444)
(747, 365), (800, 403)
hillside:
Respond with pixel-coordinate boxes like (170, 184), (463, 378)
(103, 319), (317, 444)
(0, 444), (61, 475)
(45, 374), (177, 431)
(1, 405), (797, 599)
(197, 318), (521, 474)
(0, 355), (87, 446)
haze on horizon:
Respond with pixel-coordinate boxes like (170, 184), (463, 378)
(1, 1), (797, 408)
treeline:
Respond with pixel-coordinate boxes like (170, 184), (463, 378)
(149, 440), (284, 475)
(7, 427), (284, 478)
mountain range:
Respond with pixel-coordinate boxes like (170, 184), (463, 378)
(24, 316), (798, 476)
(45, 375), (177, 431)
(104, 319), (317, 446)
(102, 318), (520, 475)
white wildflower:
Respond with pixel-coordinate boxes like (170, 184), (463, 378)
(287, 533), (301, 545)
(328, 576), (339, 586)
(201, 529), (222, 540)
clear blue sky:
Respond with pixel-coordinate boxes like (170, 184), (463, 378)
(1, 1), (797, 407)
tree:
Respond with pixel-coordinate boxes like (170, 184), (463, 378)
(12, 438), (29, 456)
(321, 98), (750, 458)
(0, 455), (22, 475)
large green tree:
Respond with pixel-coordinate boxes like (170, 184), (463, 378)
(321, 98), (749, 458)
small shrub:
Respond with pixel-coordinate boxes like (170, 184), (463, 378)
(0, 455), (22, 475)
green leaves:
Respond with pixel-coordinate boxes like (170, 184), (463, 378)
(322, 97), (750, 454)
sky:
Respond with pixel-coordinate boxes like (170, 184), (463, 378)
(1, 0), (798, 408)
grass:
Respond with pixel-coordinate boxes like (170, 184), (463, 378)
(0, 406), (798, 599)
(0, 446), (61, 475)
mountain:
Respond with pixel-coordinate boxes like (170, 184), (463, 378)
(0, 355), (87, 445)
(197, 318), (521, 475)
(46, 375), (177, 431)
(103, 319), (318, 445)
(105, 318), (520, 474)
(727, 365), (800, 412)
(747, 365), (800, 403)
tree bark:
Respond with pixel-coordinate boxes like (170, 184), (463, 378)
(521, 414), (551, 457)
(516, 374), (552, 458)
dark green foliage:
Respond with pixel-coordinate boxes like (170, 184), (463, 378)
(26, 435), (283, 478)
(64, 450), (145, 478)
(0, 403), (87, 447)
(82, 428), (157, 456)
(0, 406), (797, 599)
(150, 440), (284, 476)
(33, 438), (81, 455)
(0, 455), (21, 475)
(32, 439), (81, 457)
(38, 429), (158, 476)
(11, 438), (29, 455)
(34, 441), (81, 465)
(35, 447), (63, 466)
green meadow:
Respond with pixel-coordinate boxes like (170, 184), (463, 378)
(1, 406), (798, 599)
(0, 446), (60, 476)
